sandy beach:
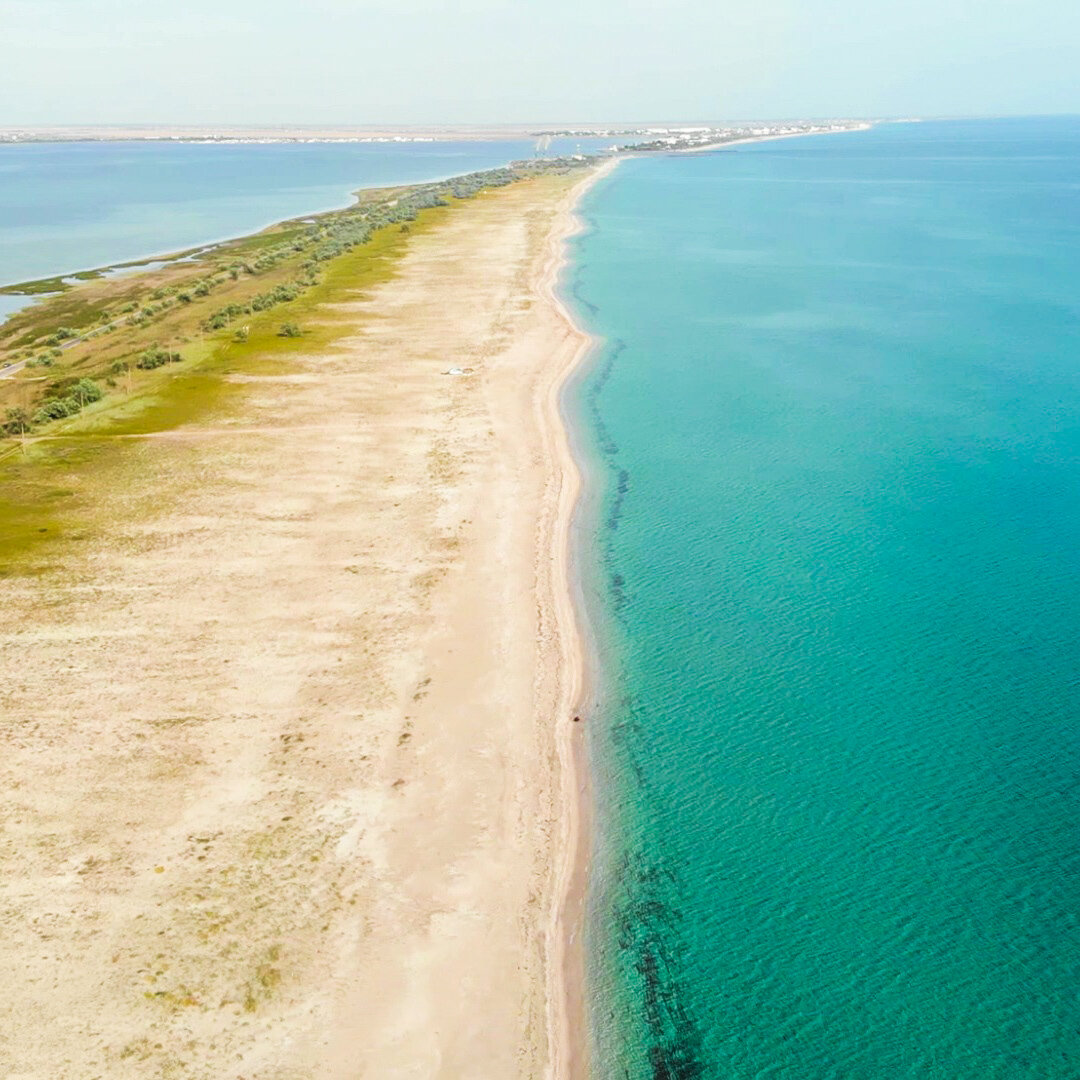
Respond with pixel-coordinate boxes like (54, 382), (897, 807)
(674, 122), (873, 154)
(0, 162), (610, 1078)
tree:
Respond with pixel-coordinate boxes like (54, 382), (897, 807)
(2, 407), (30, 437)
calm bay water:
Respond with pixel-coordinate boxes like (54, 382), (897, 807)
(0, 137), (605, 287)
(566, 117), (1080, 1077)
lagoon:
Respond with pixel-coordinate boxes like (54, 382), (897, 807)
(0, 137), (602, 288)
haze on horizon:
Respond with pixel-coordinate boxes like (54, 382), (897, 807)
(2, 0), (1078, 126)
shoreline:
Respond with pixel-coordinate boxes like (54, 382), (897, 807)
(538, 119), (871, 1077)
(673, 121), (873, 154)
(0, 121), (881, 1076)
(0, 165), (606, 1078)
(536, 156), (620, 1079)
(0, 125), (871, 298)
(0, 162), (556, 298)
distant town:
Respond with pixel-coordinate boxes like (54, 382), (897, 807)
(0, 120), (885, 147)
(540, 121), (874, 153)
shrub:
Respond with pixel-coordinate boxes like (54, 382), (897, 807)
(1, 407), (31, 436)
(203, 302), (248, 331)
(34, 398), (77, 423)
(30, 379), (103, 425)
(277, 322), (302, 338)
(250, 282), (302, 313)
(136, 345), (182, 370)
(73, 378), (103, 404)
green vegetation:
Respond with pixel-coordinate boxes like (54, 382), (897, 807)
(1, 407), (30, 436)
(31, 377), (103, 424)
(0, 155), (594, 573)
(135, 344), (182, 370)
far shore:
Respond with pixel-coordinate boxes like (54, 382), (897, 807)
(672, 121), (874, 154)
(0, 120), (877, 146)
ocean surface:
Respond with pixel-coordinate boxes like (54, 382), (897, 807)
(0, 136), (607, 288)
(565, 116), (1080, 1078)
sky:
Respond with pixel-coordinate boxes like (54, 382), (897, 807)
(2, 0), (1078, 125)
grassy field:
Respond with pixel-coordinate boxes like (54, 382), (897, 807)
(0, 157), (591, 573)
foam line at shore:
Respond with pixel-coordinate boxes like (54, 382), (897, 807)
(535, 156), (621, 1080)
(539, 123), (877, 1076)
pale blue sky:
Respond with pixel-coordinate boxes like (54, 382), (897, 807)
(2, 0), (1078, 124)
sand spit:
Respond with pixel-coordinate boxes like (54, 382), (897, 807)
(0, 165), (605, 1078)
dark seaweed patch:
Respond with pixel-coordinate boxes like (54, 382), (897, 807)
(607, 468), (631, 531)
(609, 570), (627, 613)
(571, 269), (599, 316)
(616, 857), (709, 1078)
(584, 337), (625, 459)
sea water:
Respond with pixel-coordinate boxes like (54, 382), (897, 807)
(0, 137), (606, 288)
(566, 117), (1080, 1077)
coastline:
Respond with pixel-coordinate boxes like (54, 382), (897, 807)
(0, 149), (558, 296)
(538, 120), (872, 1076)
(0, 122), (897, 1078)
(674, 121), (873, 154)
(0, 165), (608, 1078)
(535, 157), (620, 1080)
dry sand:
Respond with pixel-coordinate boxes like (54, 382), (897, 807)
(0, 163), (613, 1079)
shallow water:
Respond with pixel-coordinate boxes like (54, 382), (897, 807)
(0, 137), (606, 287)
(566, 116), (1080, 1078)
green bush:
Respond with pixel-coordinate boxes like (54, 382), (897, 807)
(203, 302), (248, 331)
(74, 378), (103, 403)
(136, 345), (182, 370)
(1, 407), (31, 436)
(277, 322), (302, 338)
(251, 282), (302, 312)
(31, 379), (102, 424)
(34, 398), (76, 422)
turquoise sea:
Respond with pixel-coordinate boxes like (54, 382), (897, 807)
(566, 117), (1080, 1077)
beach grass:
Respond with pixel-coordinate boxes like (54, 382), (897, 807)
(0, 160), (590, 574)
